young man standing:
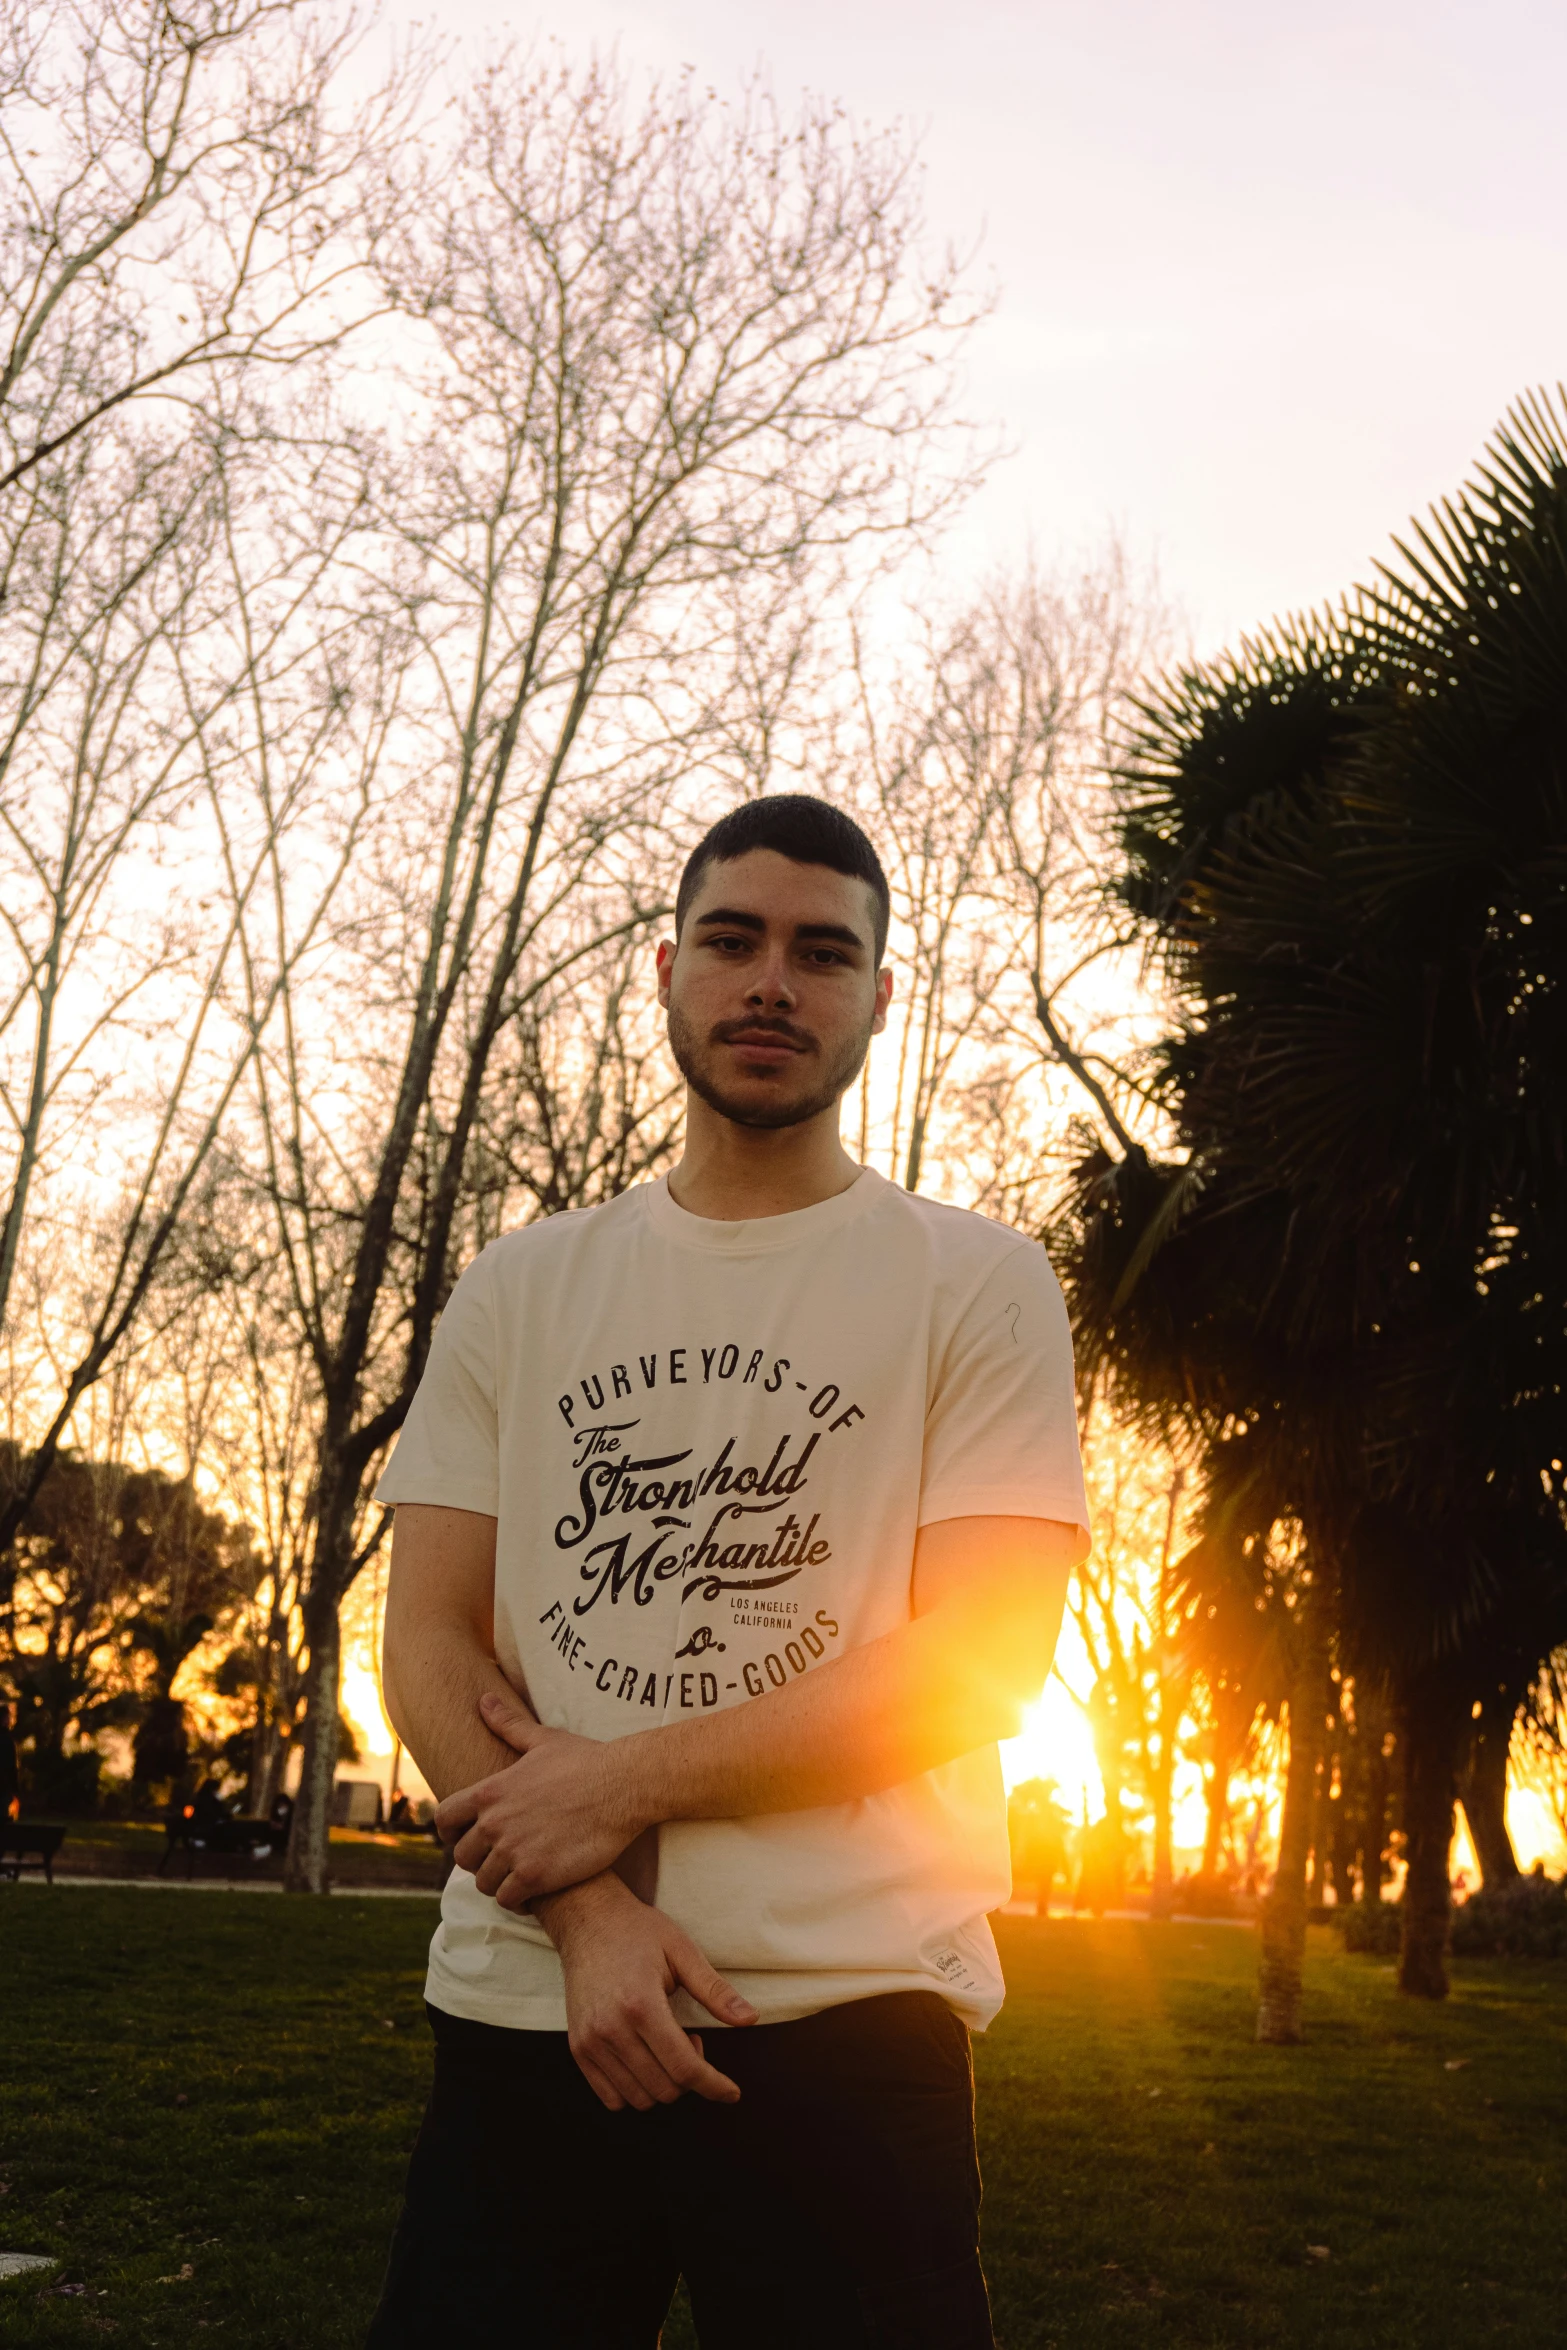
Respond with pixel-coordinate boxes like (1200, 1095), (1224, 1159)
(370, 795), (1088, 2350)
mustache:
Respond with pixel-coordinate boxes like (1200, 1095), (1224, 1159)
(710, 1015), (815, 1054)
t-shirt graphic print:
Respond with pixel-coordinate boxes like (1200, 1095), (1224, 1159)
(376, 1168), (1089, 2032)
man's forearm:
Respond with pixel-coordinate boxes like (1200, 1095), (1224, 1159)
(384, 1624), (524, 1803)
(385, 1621), (638, 1930)
(607, 1592), (1052, 1832)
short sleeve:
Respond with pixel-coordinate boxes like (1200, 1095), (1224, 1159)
(374, 1254), (500, 1515)
(919, 1242), (1089, 1535)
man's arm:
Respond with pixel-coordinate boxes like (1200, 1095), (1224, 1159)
(380, 1504), (518, 1798)
(441, 1513), (1081, 1910)
(381, 1503), (756, 2110)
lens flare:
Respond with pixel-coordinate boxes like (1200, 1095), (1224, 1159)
(1001, 1674), (1103, 1820)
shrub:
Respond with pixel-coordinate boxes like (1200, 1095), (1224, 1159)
(23, 1747), (103, 1816)
(1450, 1872), (1567, 1959)
(1179, 1872), (1238, 1918)
(1336, 1874), (1567, 1960)
(1339, 1899), (1403, 1955)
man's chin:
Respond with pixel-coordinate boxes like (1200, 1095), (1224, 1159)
(686, 1073), (839, 1131)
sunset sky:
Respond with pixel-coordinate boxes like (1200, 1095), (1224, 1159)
(406, 0), (1567, 655)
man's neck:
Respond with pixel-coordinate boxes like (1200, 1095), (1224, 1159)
(666, 1097), (863, 1221)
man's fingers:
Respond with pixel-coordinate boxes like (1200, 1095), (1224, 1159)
(582, 2038), (658, 2111)
(452, 1826), (502, 1880)
(572, 2051), (627, 2113)
(470, 1846), (514, 1897)
(632, 2000), (742, 2105)
(479, 1689), (544, 1752)
(592, 2019), (690, 2108)
(433, 1786), (483, 1846)
(492, 1868), (537, 1915)
(668, 2043), (742, 2104)
(580, 1997), (740, 2109)
(667, 1934), (758, 2029)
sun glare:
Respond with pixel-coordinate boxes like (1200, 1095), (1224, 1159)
(1001, 1673), (1103, 1821)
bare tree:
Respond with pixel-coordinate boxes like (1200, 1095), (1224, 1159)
(0, 408), (392, 1581)
(196, 1269), (318, 1814)
(0, 0), (422, 1567)
(983, 553), (1174, 1161)
(858, 621), (1010, 1192)
(0, 0), (415, 493)
(467, 933), (686, 1234)
(847, 552), (1172, 1204)
(233, 55), (985, 1891)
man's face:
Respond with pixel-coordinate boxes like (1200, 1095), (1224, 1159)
(657, 848), (892, 1131)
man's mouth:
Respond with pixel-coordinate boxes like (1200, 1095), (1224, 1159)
(719, 1026), (810, 1061)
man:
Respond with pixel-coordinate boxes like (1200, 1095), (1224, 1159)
(370, 795), (1088, 2349)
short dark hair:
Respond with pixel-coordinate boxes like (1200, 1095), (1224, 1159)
(676, 794), (890, 962)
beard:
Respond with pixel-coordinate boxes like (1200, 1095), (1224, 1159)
(667, 1001), (874, 1131)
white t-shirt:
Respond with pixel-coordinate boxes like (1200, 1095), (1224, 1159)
(376, 1167), (1088, 2032)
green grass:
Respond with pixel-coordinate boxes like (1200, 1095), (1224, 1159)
(0, 1894), (1562, 2346)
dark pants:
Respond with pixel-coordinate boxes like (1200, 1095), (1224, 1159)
(367, 1991), (994, 2349)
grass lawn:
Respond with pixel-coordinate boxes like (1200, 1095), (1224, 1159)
(0, 1892), (1562, 2347)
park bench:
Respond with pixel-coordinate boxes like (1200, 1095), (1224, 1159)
(158, 1810), (287, 1877)
(0, 1824), (66, 1883)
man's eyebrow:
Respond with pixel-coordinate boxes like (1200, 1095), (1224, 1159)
(693, 907), (765, 932)
(793, 922), (867, 950)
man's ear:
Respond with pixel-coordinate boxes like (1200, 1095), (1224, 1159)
(655, 936), (677, 1008)
(871, 965), (894, 1035)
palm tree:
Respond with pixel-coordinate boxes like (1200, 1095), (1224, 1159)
(1056, 387), (1567, 2023)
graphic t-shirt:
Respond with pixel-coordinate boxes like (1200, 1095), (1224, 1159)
(375, 1168), (1089, 2032)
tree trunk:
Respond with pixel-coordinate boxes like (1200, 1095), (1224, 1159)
(1257, 1622), (1329, 2044)
(245, 1707), (286, 1820)
(1362, 1709), (1391, 1904)
(1304, 1749), (1327, 1906)
(1397, 1679), (1466, 2000)
(283, 1597), (341, 1894)
(1458, 1710), (1520, 1890)
(1201, 1727), (1235, 1881)
(1150, 1681), (1178, 1919)
(1149, 1475), (1184, 1921)
(243, 1707), (273, 1817)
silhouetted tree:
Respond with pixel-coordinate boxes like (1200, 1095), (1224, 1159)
(1056, 388), (1567, 2023)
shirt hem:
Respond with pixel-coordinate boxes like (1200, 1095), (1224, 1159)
(374, 1475), (500, 1514)
(917, 1482), (1090, 1533)
(423, 1961), (1003, 2035)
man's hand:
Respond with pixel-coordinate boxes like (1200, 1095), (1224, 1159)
(433, 1691), (647, 1907)
(540, 1871), (757, 2112)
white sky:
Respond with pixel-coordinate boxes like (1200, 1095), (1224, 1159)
(398, 0), (1567, 654)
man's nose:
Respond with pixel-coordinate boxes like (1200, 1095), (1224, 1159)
(746, 952), (796, 1009)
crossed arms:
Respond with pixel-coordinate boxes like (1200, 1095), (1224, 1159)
(381, 1502), (1079, 2112)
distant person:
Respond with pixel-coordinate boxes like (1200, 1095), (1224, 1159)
(371, 796), (1089, 2348)
(190, 1778), (229, 1837)
(269, 1790), (294, 1834)
(0, 1700), (19, 1821)
(387, 1792), (416, 1834)
(1007, 1777), (1069, 1913)
(1076, 1814), (1125, 1917)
